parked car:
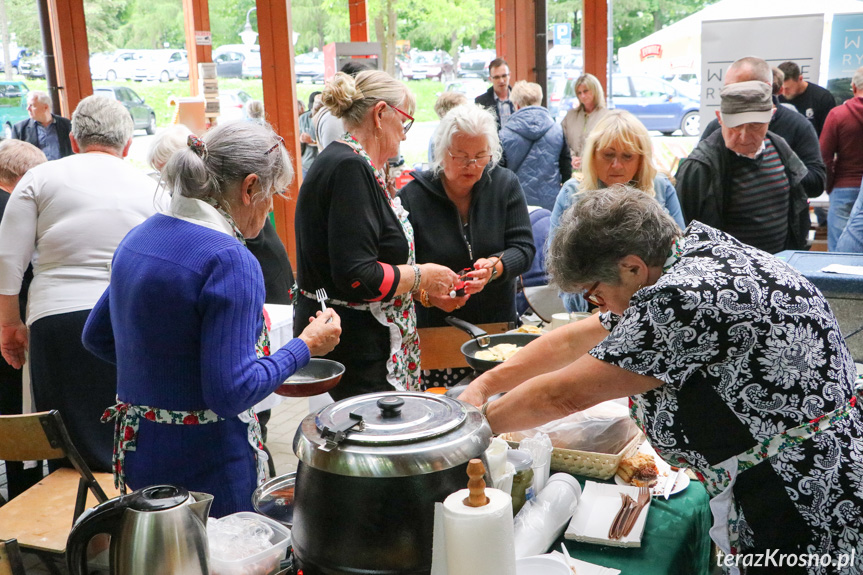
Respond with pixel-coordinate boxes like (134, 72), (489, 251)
(399, 50), (454, 82)
(661, 72), (701, 100)
(93, 86), (156, 134)
(91, 50), (143, 81)
(218, 89), (253, 122)
(458, 49), (496, 80)
(444, 79), (489, 101)
(558, 74), (701, 137)
(3, 48), (34, 75)
(19, 53), (45, 79)
(212, 45), (260, 79)
(546, 75), (574, 120)
(0, 80), (29, 139)
(547, 47), (583, 79)
(133, 49), (188, 82)
(295, 51), (324, 83)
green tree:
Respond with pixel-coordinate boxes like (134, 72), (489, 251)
(7, 0), (42, 50)
(292, 0), (349, 54)
(612, 0), (711, 49)
(115, 0), (185, 49)
(548, 0), (581, 47)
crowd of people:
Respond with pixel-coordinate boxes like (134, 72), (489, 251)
(0, 51), (862, 572)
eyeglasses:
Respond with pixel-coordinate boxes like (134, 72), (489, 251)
(491, 73), (510, 81)
(582, 281), (603, 307)
(265, 135), (285, 155)
(597, 149), (637, 164)
(387, 103), (414, 134)
(447, 151), (493, 169)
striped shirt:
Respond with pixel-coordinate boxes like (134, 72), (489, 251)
(723, 140), (790, 254)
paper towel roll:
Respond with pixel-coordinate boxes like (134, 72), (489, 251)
(443, 488), (516, 575)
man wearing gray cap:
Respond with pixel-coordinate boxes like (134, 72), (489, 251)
(676, 57), (811, 254)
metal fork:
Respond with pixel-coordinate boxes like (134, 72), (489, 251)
(315, 288), (333, 323)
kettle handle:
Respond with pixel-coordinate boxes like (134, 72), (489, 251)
(66, 494), (128, 575)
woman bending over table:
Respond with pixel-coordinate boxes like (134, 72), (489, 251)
(83, 122), (341, 517)
(461, 185), (863, 574)
(294, 70), (458, 400)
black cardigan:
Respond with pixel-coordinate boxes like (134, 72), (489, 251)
(294, 142), (409, 360)
(398, 166), (535, 328)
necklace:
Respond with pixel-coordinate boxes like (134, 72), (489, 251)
(342, 133), (388, 194)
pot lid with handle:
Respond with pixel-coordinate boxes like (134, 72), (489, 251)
(294, 391), (492, 477)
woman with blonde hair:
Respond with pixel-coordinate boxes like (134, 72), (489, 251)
(295, 70), (458, 399)
(550, 109), (684, 312)
(560, 73), (608, 170)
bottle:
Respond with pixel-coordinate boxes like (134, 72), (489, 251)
(507, 450), (534, 515)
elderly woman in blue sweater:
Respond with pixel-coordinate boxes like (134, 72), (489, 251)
(83, 122), (341, 517)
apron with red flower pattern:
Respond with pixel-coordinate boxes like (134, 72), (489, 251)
(102, 199), (270, 493)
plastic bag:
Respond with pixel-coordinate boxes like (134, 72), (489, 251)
(503, 400), (639, 455)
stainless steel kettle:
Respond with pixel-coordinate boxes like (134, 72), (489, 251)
(66, 484), (214, 575)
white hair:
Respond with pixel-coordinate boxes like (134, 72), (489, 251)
(72, 95), (134, 153)
(853, 66), (863, 91)
(27, 90), (52, 112)
(431, 104), (501, 176)
(146, 124), (193, 172)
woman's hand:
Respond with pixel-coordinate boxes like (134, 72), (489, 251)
(458, 375), (492, 407)
(429, 292), (470, 312)
(420, 263), (460, 297)
(463, 257), (497, 295)
(571, 156), (582, 170)
(298, 310), (342, 356)
(0, 321), (28, 369)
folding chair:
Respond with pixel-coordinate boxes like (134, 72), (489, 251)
(0, 539), (26, 575)
(0, 411), (120, 573)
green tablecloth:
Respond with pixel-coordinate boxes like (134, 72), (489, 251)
(559, 474), (713, 575)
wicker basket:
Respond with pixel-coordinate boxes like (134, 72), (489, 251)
(502, 432), (643, 480)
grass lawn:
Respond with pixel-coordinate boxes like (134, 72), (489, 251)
(24, 76), (452, 129)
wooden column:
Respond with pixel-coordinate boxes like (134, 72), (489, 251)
(256, 0), (302, 266)
(495, 0), (536, 83)
(582, 0), (608, 94)
(182, 0), (213, 97)
(46, 0), (92, 116)
(349, 0), (370, 42)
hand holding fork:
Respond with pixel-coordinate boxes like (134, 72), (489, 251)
(315, 288), (333, 323)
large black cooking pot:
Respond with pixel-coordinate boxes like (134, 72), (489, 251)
(445, 316), (540, 372)
(291, 391), (492, 575)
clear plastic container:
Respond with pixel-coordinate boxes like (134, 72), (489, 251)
(508, 450), (534, 515)
(208, 512), (291, 575)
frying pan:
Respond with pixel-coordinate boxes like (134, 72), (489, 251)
(445, 316), (540, 372)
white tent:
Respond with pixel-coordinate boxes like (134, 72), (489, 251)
(617, 0), (863, 76)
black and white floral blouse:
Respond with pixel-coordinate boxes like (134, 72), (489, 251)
(591, 222), (863, 572)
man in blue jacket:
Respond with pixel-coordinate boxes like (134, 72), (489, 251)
(499, 81), (571, 209)
(12, 91), (73, 160)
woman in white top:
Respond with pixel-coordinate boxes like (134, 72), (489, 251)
(560, 73), (609, 170)
(0, 95), (166, 472)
